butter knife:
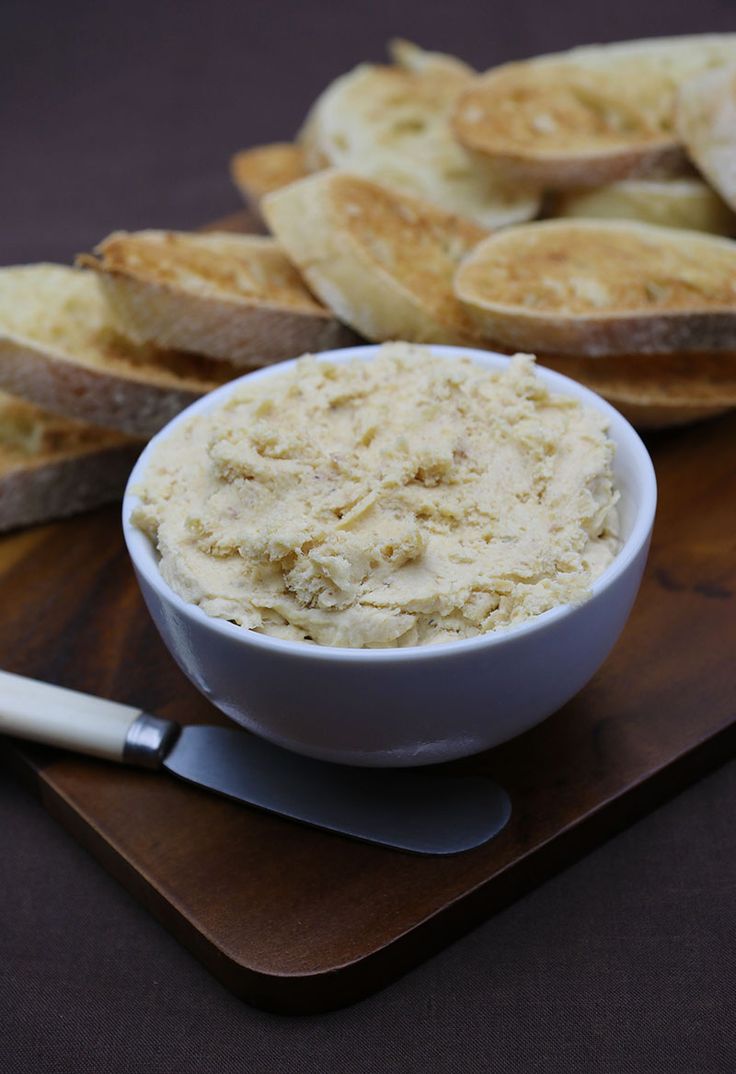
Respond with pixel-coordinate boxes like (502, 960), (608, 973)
(0, 669), (510, 855)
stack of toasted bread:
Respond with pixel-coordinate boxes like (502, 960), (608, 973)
(4, 34), (736, 532)
(0, 239), (354, 531)
(238, 35), (736, 428)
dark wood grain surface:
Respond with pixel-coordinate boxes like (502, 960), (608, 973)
(2, 357), (734, 1011)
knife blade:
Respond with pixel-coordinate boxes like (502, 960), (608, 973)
(162, 723), (510, 854)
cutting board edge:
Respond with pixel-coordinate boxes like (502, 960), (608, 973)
(4, 712), (735, 1014)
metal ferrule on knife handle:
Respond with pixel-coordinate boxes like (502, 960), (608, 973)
(122, 713), (181, 769)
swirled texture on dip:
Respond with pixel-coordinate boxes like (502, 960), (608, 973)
(132, 344), (620, 648)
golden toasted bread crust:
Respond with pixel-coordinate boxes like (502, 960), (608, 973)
(230, 144), (309, 211)
(0, 335), (224, 438)
(0, 390), (132, 454)
(0, 264), (227, 436)
(536, 351), (736, 427)
(0, 436), (140, 532)
(298, 44), (540, 228)
(387, 38), (475, 77)
(82, 231), (356, 365)
(453, 35), (736, 188)
(85, 232), (326, 311)
(547, 179), (736, 235)
(454, 220), (736, 356)
(263, 170), (488, 345)
(677, 64), (736, 212)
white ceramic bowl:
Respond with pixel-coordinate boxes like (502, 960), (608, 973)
(123, 345), (657, 767)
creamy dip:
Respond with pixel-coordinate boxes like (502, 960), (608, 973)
(132, 344), (620, 648)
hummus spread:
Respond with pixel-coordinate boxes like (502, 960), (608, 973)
(133, 345), (620, 648)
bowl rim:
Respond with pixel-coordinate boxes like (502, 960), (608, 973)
(122, 343), (657, 664)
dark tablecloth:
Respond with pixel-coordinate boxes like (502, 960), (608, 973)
(2, 2), (735, 1071)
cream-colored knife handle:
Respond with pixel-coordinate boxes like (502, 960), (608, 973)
(0, 669), (179, 766)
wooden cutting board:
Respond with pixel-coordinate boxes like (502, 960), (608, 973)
(1, 236), (735, 1013)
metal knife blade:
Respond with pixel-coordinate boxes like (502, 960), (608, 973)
(163, 725), (511, 855)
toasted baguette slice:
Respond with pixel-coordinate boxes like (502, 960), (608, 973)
(454, 220), (736, 356)
(0, 391), (140, 532)
(548, 178), (736, 235)
(536, 352), (736, 428)
(677, 64), (736, 212)
(262, 170), (488, 345)
(0, 264), (233, 438)
(298, 40), (540, 228)
(230, 143), (310, 216)
(80, 231), (355, 367)
(453, 35), (736, 188)
(0, 389), (132, 454)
